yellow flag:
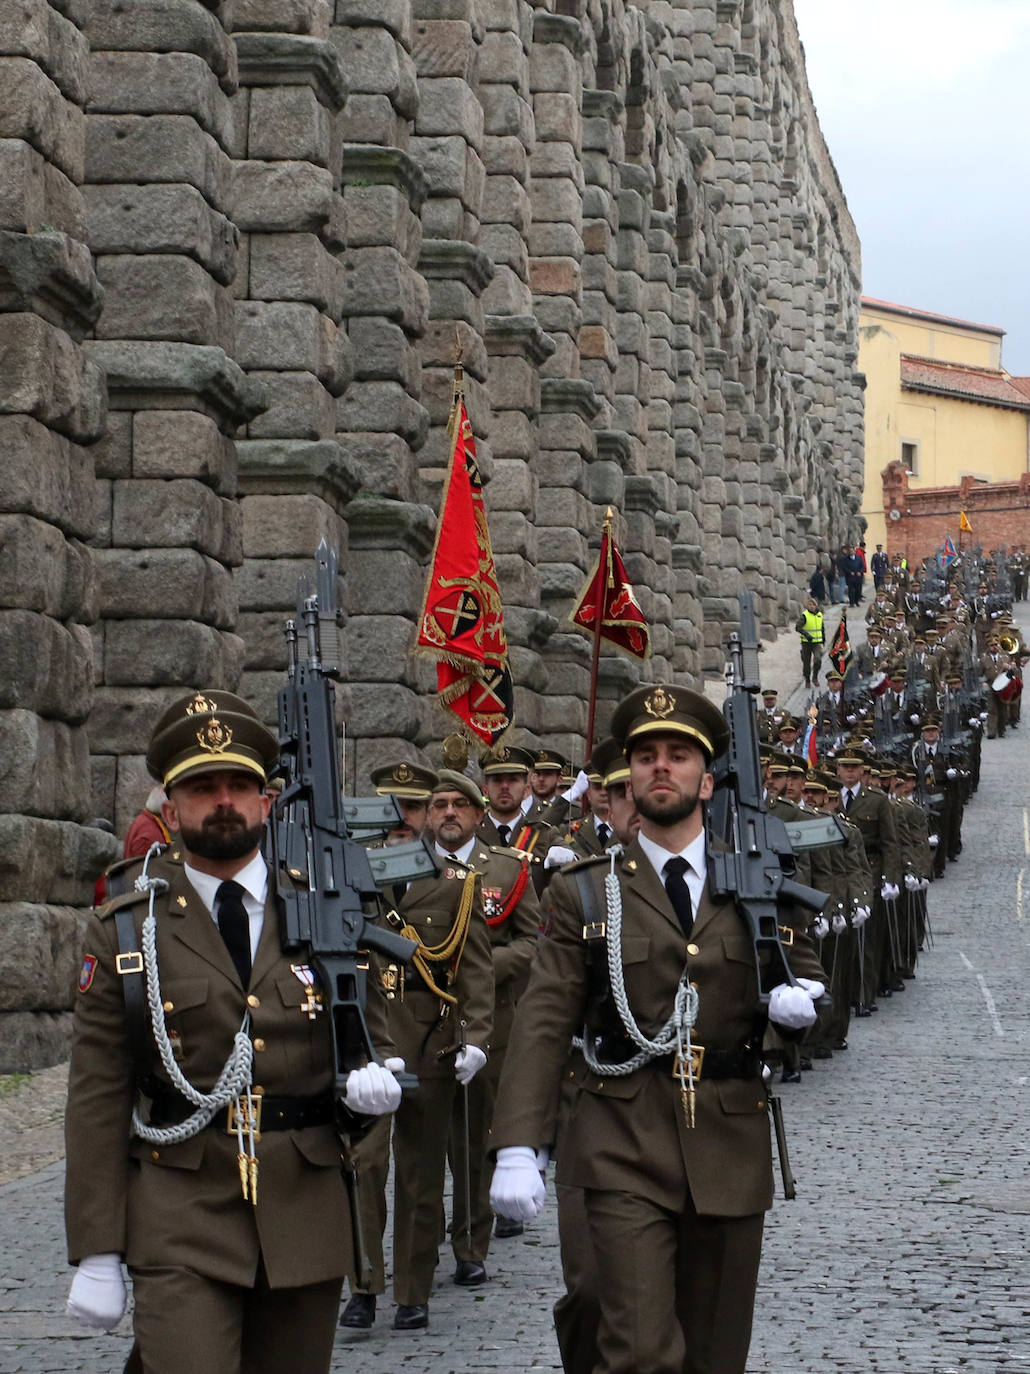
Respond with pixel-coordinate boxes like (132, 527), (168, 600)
(959, 511), (973, 533)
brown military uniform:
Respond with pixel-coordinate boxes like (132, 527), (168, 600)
(490, 839), (827, 1374)
(478, 813), (558, 895)
(66, 848), (380, 1374)
(351, 866), (494, 1307)
(448, 843), (542, 1262)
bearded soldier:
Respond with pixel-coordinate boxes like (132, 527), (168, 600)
(65, 692), (405, 1373)
(488, 684), (827, 1374)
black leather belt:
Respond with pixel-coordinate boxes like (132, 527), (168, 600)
(150, 1092), (334, 1131)
(695, 1048), (764, 1081)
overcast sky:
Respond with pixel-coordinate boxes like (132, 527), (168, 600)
(793, 0), (1030, 376)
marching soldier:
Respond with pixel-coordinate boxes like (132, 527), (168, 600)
(478, 745), (559, 894)
(757, 687), (790, 743)
(488, 683), (827, 1374)
(65, 692), (405, 1373)
(980, 634), (1011, 739)
(560, 752), (616, 859)
(801, 771), (853, 1057)
(853, 625), (888, 678)
(427, 771), (543, 1265)
(526, 748), (572, 827)
(341, 768), (495, 1334)
(340, 759), (437, 1331)
(835, 743), (901, 1010)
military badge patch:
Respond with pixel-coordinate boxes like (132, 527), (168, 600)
(78, 954), (98, 993)
(482, 887), (502, 919)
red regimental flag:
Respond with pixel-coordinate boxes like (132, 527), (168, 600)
(416, 393), (512, 745)
(829, 611), (852, 678)
(805, 723), (818, 767)
(570, 521), (651, 660)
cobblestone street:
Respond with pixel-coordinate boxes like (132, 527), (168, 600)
(3, 611), (1029, 1373)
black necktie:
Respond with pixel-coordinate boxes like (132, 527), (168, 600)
(497, 824), (511, 846)
(843, 788), (853, 811)
(597, 822), (611, 847)
(215, 880), (251, 988)
(663, 857), (694, 937)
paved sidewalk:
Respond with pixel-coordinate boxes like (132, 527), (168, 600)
(4, 595), (1030, 1373)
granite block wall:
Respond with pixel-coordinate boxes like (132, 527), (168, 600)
(0, 0), (863, 1066)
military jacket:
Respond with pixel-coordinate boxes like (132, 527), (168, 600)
(384, 868), (494, 1079)
(461, 843), (541, 1051)
(65, 848), (395, 1288)
(490, 836), (826, 1218)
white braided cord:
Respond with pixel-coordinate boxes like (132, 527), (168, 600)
(129, 847), (254, 1145)
(574, 856), (698, 1077)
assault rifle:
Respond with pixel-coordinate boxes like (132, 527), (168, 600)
(707, 591), (831, 1000)
(267, 541), (419, 1125)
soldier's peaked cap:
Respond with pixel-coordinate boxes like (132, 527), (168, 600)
(835, 741), (867, 765)
(480, 744), (535, 775)
(147, 690), (278, 789)
(532, 748), (568, 772)
(611, 684), (730, 763)
(431, 769), (486, 808)
(371, 760), (438, 798)
(589, 736), (630, 787)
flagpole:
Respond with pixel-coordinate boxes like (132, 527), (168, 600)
(584, 509), (613, 757)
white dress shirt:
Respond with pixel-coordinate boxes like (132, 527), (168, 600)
(636, 829), (708, 916)
(184, 850), (268, 959)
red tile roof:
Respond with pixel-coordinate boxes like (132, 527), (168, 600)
(862, 296), (1005, 336)
(900, 355), (1030, 413)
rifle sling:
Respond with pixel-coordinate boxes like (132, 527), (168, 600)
(113, 905), (160, 1098)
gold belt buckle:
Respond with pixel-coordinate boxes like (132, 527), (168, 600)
(115, 952), (144, 976)
(582, 921), (607, 940)
(672, 1044), (705, 1081)
(227, 1089), (263, 1140)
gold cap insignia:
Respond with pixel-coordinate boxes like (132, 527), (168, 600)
(185, 693), (218, 716)
(644, 687), (675, 719)
(393, 762), (414, 784)
(196, 717), (232, 753)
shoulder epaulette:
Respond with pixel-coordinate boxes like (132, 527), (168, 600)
(488, 844), (526, 861)
(558, 852), (613, 875)
(96, 884), (151, 920)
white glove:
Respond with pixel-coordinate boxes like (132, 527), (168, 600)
(564, 769), (591, 803)
(991, 610), (1001, 618)
(909, 713), (921, 725)
(490, 1145), (547, 1221)
(904, 872), (919, 891)
(946, 768), (957, 780)
(928, 833), (939, 848)
(969, 717), (980, 728)
(880, 881), (899, 901)
(831, 912), (847, 935)
(852, 905), (870, 927)
(768, 981), (819, 1031)
(455, 1045), (487, 1085)
(66, 1253), (126, 1331)
(343, 1058), (404, 1115)
(920, 877), (931, 890)
(812, 915), (829, 939)
(846, 713), (857, 724)
(980, 710), (989, 721)
(544, 844), (577, 870)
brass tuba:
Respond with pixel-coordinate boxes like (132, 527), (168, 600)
(1000, 631), (1020, 655)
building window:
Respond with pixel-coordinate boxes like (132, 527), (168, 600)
(900, 440), (920, 477)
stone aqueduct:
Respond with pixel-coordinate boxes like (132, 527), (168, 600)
(0, 0), (863, 1067)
